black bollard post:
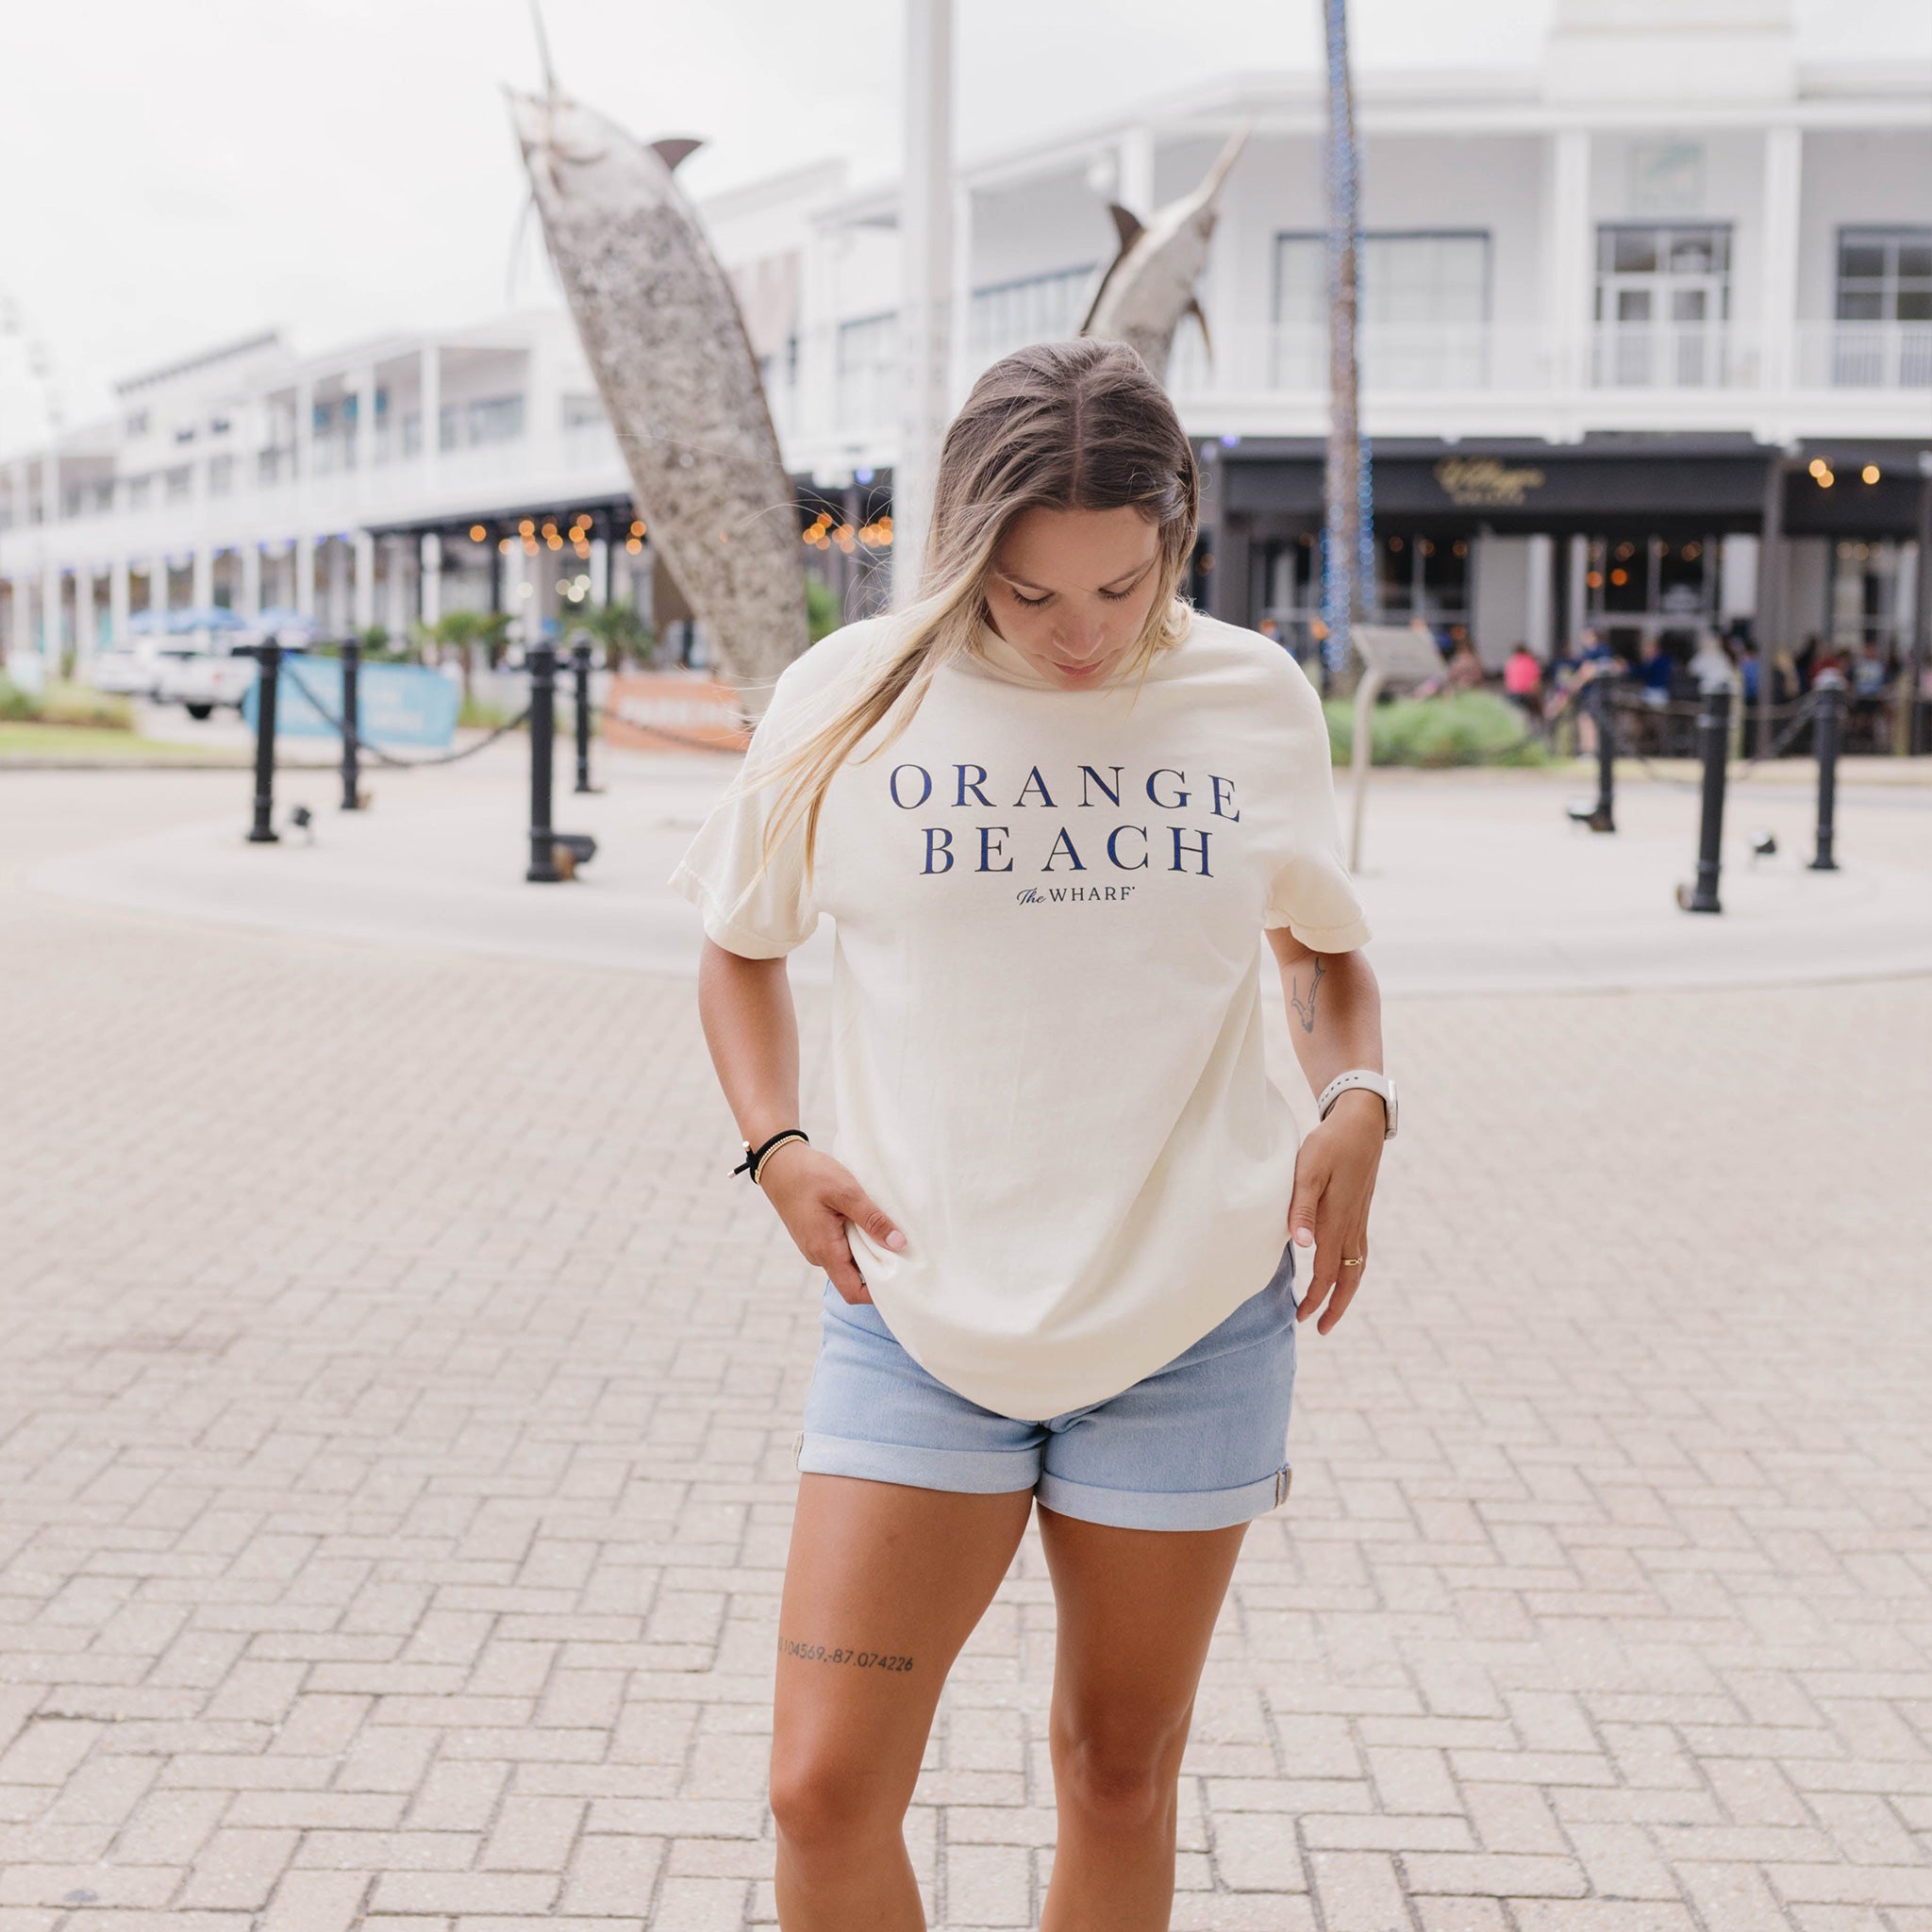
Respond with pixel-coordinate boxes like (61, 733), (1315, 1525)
(340, 638), (363, 811)
(526, 640), (563, 881)
(1809, 670), (1844, 872)
(1585, 669), (1619, 832)
(247, 641), (281, 843)
(571, 635), (594, 794)
(1676, 686), (1731, 913)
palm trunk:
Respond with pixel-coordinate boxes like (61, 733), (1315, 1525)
(1322, 0), (1372, 683)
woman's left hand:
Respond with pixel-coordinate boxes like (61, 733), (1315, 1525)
(1287, 1090), (1386, 1334)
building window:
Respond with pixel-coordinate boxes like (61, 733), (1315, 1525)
(1830, 226), (1932, 388)
(124, 408), (149, 437)
(165, 466), (192, 503)
(127, 475), (153, 509)
(208, 455), (235, 497)
(836, 312), (898, 433)
(561, 393), (605, 429)
(440, 394), (525, 452)
(969, 264), (1099, 356)
(1594, 224), (1732, 387)
(1273, 232), (1491, 387)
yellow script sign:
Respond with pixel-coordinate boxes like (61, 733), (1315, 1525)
(1433, 457), (1547, 508)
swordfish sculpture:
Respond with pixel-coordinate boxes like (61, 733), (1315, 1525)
(508, 82), (809, 697)
(1079, 129), (1250, 385)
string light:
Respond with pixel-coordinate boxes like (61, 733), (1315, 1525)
(625, 537), (642, 554)
(1862, 464), (1880, 484)
(469, 524), (487, 541)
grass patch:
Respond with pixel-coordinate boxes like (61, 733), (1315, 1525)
(0, 723), (236, 762)
(1323, 690), (1546, 768)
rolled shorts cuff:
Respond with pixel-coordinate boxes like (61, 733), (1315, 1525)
(796, 1430), (1039, 1496)
(1036, 1462), (1293, 1532)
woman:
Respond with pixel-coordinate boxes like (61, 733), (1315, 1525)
(673, 340), (1392, 1930)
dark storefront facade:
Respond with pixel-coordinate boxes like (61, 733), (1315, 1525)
(1194, 433), (1932, 693)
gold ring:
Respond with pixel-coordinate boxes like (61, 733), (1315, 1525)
(1341, 1256), (1365, 1268)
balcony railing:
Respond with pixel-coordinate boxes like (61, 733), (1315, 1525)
(1589, 324), (1749, 390)
(1794, 322), (1932, 390)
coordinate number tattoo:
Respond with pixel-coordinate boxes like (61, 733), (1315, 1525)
(1291, 956), (1326, 1034)
(778, 1638), (914, 1673)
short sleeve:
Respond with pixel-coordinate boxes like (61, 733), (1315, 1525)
(1259, 658), (1373, 953)
(668, 674), (822, 959)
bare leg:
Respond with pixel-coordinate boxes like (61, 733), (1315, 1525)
(1036, 1508), (1250, 1931)
(771, 1474), (1033, 1931)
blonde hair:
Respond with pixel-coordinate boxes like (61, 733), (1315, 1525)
(756, 338), (1201, 870)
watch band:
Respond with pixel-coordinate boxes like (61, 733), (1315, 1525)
(1316, 1070), (1397, 1141)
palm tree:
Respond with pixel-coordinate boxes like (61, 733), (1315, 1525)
(410, 609), (511, 701)
(1322, 0), (1373, 684)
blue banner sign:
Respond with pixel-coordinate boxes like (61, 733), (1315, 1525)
(244, 658), (459, 748)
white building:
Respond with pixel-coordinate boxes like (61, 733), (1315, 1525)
(3, 0), (1928, 680)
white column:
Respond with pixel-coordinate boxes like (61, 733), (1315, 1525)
(384, 537), (407, 636)
(892, 0), (954, 607)
(8, 579), (28, 661)
(240, 541), (261, 618)
(1547, 127), (1593, 397)
(1566, 533), (1589, 645)
(294, 376), (314, 479)
(353, 365), (375, 474)
(109, 555), (130, 648)
(73, 567), (94, 672)
(293, 533), (314, 619)
(1758, 123), (1803, 405)
(420, 532), (442, 627)
(589, 536), (609, 607)
(1525, 534), (1554, 659)
(192, 545), (214, 612)
(419, 343), (441, 473)
(328, 538), (351, 632)
(40, 454), (60, 671)
(148, 552), (168, 619)
(353, 530), (375, 630)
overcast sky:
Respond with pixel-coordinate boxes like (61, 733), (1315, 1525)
(1, 0), (1924, 447)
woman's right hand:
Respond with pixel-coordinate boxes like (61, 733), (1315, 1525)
(757, 1143), (906, 1304)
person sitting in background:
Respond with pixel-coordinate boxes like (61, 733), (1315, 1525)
(1689, 629), (1739, 694)
(1637, 636), (1674, 708)
(1503, 641), (1543, 718)
(1444, 639), (1485, 691)
(1852, 641), (1891, 699)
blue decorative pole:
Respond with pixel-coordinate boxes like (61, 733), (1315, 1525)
(1322, 0), (1374, 681)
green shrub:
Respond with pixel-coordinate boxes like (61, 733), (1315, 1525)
(1322, 690), (1545, 768)
(0, 677), (134, 730)
(806, 575), (842, 643)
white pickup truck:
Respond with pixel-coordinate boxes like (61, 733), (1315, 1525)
(152, 646), (258, 720)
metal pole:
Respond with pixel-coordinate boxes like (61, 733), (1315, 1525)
(891, 0), (954, 607)
(1347, 664), (1384, 872)
(1321, 0), (1368, 681)
(1677, 686), (1731, 914)
(1585, 668), (1618, 833)
(1756, 454), (1786, 763)
(526, 641), (562, 882)
(1911, 470), (1932, 758)
(340, 638), (362, 811)
(1810, 669), (1843, 872)
(571, 635), (593, 794)
(247, 641), (280, 843)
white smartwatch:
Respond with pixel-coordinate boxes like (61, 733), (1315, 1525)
(1316, 1069), (1398, 1141)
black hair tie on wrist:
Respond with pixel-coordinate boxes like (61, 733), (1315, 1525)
(735, 1127), (809, 1185)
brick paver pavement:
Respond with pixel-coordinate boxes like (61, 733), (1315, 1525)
(1, 772), (1927, 1930)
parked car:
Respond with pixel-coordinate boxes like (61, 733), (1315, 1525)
(89, 643), (161, 698)
(153, 646), (258, 719)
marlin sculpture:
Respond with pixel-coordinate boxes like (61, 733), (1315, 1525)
(1079, 129), (1250, 384)
(508, 66), (808, 697)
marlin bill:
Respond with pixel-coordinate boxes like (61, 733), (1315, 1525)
(508, 86), (809, 697)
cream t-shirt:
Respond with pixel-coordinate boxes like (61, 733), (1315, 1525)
(671, 607), (1372, 1421)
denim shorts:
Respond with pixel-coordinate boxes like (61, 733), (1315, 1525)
(794, 1245), (1297, 1532)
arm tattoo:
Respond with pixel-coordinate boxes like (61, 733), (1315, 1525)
(778, 1637), (915, 1674)
(1290, 956), (1325, 1035)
